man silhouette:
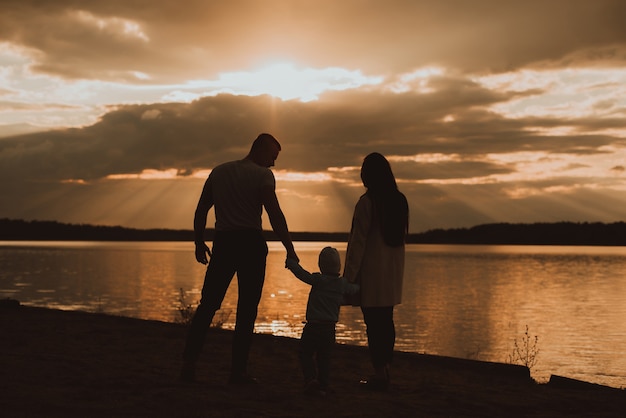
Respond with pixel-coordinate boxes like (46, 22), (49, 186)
(181, 133), (298, 384)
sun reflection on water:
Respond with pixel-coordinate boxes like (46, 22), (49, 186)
(3, 241), (626, 388)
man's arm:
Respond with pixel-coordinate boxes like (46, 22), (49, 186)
(261, 185), (299, 262)
(193, 178), (214, 264)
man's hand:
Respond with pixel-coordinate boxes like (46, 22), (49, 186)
(195, 242), (211, 264)
(286, 249), (299, 263)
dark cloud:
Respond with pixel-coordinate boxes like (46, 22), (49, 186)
(0, 123), (46, 138)
(2, 75), (625, 184)
(394, 160), (514, 181)
(2, 0), (626, 82)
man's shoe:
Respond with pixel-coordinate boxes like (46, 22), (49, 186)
(304, 379), (330, 396)
(228, 373), (258, 385)
(303, 379), (321, 395)
(179, 362), (196, 383)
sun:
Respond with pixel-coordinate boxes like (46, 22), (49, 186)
(215, 61), (383, 102)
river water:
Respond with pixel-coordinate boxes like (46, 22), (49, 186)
(2, 241), (625, 388)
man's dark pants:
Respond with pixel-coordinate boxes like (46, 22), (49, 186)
(183, 230), (268, 377)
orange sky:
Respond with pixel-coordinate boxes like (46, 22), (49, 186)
(1, 0), (626, 233)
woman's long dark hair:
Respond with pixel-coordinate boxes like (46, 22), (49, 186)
(360, 152), (409, 247)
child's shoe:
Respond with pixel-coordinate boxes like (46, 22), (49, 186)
(303, 379), (321, 395)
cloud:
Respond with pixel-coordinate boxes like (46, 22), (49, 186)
(3, 1), (626, 232)
(2, 68), (625, 184)
(140, 109), (161, 120)
(3, 0), (626, 84)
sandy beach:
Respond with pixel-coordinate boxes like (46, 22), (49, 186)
(1, 301), (624, 417)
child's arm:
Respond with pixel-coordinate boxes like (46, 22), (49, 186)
(285, 258), (316, 285)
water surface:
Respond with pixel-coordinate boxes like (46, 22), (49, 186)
(2, 241), (625, 388)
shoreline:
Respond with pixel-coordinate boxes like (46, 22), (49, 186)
(1, 302), (625, 417)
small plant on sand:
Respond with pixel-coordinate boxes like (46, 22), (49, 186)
(465, 344), (482, 361)
(176, 288), (197, 325)
(93, 297), (105, 314)
(212, 309), (231, 329)
(176, 288), (231, 329)
(507, 325), (540, 370)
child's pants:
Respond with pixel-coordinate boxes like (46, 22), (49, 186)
(299, 321), (336, 388)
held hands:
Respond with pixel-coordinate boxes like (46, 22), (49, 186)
(195, 242), (211, 265)
(285, 248), (299, 268)
(285, 257), (299, 271)
(287, 249), (300, 262)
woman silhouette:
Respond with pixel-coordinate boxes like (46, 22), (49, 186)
(343, 152), (409, 391)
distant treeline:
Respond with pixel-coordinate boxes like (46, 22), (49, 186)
(406, 222), (626, 246)
(1, 218), (626, 246)
(0, 218), (194, 241)
(0, 218), (347, 242)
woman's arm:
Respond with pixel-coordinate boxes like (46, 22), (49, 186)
(343, 195), (372, 282)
